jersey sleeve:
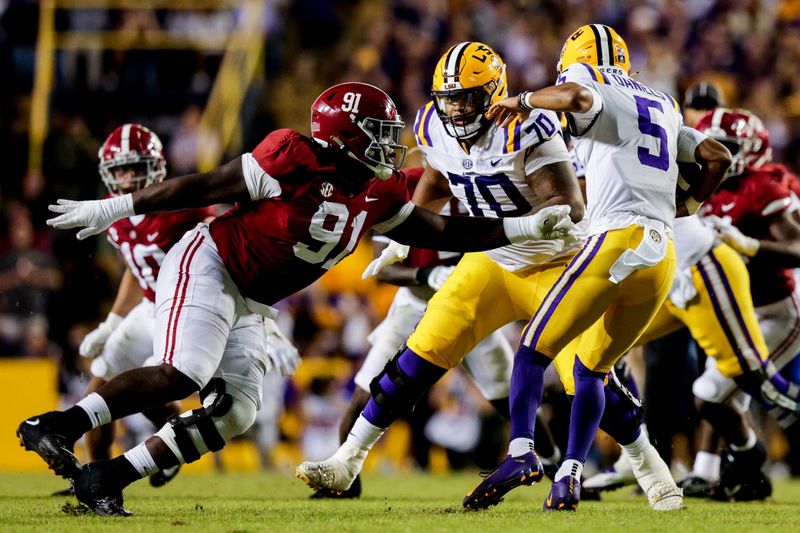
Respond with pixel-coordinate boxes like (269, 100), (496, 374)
(556, 63), (604, 136)
(369, 171), (415, 234)
(677, 125), (707, 162)
(753, 180), (793, 218)
(245, 129), (313, 200)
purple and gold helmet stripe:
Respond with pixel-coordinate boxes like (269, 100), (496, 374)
(414, 102), (435, 147)
(521, 233), (607, 348)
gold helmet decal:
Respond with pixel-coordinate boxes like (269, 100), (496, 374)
(431, 42), (508, 140)
(558, 24), (630, 74)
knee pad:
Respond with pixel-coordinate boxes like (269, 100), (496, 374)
(599, 367), (644, 445)
(155, 378), (257, 464)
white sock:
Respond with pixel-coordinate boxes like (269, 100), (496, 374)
(332, 416), (384, 470)
(692, 451), (721, 482)
(123, 443), (159, 477)
(508, 437), (535, 457)
(76, 392), (112, 429)
(729, 428), (757, 452)
(620, 428), (649, 457)
(554, 459), (583, 482)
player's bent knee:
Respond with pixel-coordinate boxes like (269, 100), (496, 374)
(154, 378), (256, 464)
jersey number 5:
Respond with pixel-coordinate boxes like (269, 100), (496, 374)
(634, 95), (670, 171)
(293, 201), (367, 270)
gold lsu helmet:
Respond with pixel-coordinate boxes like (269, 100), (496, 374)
(432, 42), (507, 140)
(557, 24), (630, 74)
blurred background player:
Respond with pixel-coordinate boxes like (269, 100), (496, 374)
(683, 82), (726, 129)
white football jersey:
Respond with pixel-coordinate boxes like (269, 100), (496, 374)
(559, 63), (705, 236)
(413, 102), (579, 271)
(673, 215), (715, 270)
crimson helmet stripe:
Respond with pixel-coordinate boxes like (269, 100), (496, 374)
(444, 42), (470, 80)
(120, 123), (132, 153)
(589, 25), (605, 65)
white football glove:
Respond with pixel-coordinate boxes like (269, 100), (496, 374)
(79, 312), (124, 358)
(705, 215), (760, 257)
(264, 318), (301, 376)
(503, 205), (577, 243)
(361, 240), (410, 279)
(420, 265), (456, 291)
(47, 194), (135, 240)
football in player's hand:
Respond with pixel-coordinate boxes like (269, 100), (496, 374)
(676, 161), (702, 204)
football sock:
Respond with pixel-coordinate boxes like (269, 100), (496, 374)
(620, 427), (649, 456)
(565, 356), (606, 464)
(76, 393), (112, 428)
(508, 437), (535, 457)
(362, 348), (446, 428)
(555, 459), (583, 482)
(103, 456), (144, 492)
(693, 451), (721, 482)
(509, 345), (551, 441)
(599, 372), (644, 446)
(58, 393), (110, 440)
(123, 443), (160, 478)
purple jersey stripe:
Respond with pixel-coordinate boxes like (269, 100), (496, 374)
(422, 104), (435, 147)
(578, 62), (600, 82)
(514, 120), (521, 151)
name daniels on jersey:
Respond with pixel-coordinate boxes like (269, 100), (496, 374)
(608, 74), (669, 102)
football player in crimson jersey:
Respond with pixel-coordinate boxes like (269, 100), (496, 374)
(19, 82), (575, 516)
(697, 108), (800, 500)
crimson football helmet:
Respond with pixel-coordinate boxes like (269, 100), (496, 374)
(98, 123), (167, 195)
(310, 82), (406, 180)
(694, 108), (754, 178)
(741, 110), (772, 169)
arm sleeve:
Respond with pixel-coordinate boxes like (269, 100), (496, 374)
(241, 152), (283, 201)
(677, 125), (707, 162)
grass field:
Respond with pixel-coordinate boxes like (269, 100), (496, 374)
(1, 471), (799, 532)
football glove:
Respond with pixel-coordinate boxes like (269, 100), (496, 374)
(503, 205), (577, 243)
(361, 240), (410, 279)
(47, 194), (135, 240)
(264, 318), (300, 376)
(79, 313), (124, 358)
(705, 215), (760, 257)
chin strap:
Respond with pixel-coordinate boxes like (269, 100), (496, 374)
(329, 135), (394, 180)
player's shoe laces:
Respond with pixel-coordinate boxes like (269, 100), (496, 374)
(543, 475), (580, 511)
(149, 464), (181, 488)
(296, 450), (363, 493)
(16, 412), (81, 480)
(583, 452), (636, 491)
(677, 474), (714, 498)
(73, 462), (132, 517)
(310, 474), (362, 499)
(462, 451), (543, 510)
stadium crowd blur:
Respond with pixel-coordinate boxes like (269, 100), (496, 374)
(2, 0), (800, 476)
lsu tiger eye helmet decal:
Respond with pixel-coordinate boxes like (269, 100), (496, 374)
(558, 24), (630, 74)
(431, 42), (508, 140)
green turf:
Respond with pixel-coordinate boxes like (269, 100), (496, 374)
(0, 471), (798, 532)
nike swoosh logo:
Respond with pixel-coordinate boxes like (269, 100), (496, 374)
(147, 232), (159, 241)
(365, 196), (379, 202)
(721, 203), (735, 212)
(26, 418), (40, 426)
(546, 496), (552, 506)
(490, 158), (502, 166)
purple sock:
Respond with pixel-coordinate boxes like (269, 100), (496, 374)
(362, 347), (446, 428)
(565, 356), (607, 463)
(509, 345), (551, 440)
(599, 370), (643, 446)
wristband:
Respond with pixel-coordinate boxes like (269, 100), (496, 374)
(518, 91), (534, 112)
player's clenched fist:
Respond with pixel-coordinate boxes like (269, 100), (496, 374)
(503, 205), (577, 243)
(47, 195), (135, 240)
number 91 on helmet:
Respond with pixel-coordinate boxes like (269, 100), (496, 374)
(311, 82), (407, 180)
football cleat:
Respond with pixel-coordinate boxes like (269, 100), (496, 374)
(712, 443), (772, 502)
(677, 475), (715, 498)
(149, 464), (181, 488)
(646, 480), (685, 511)
(462, 452), (543, 510)
(583, 452), (636, 491)
(310, 474), (362, 499)
(296, 456), (361, 493)
(16, 412), (81, 480)
(544, 475), (581, 511)
(73, 462), (132, 517)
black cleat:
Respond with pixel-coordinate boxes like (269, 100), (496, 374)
(73, 462), (132, 517)
(712, 443), (772, 502)
(310, 474), (362, 499)
(678, 475), (714, 498)
(16, 412), (81, 480)
(149, 464), (181, 488)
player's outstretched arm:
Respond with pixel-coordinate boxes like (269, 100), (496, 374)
(48, 157), (249, 239)
(525, 161), (585, 223)
(384, 204), (576, 252)
(707, 210), (800, 266)
(486, 83), (594, 127)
